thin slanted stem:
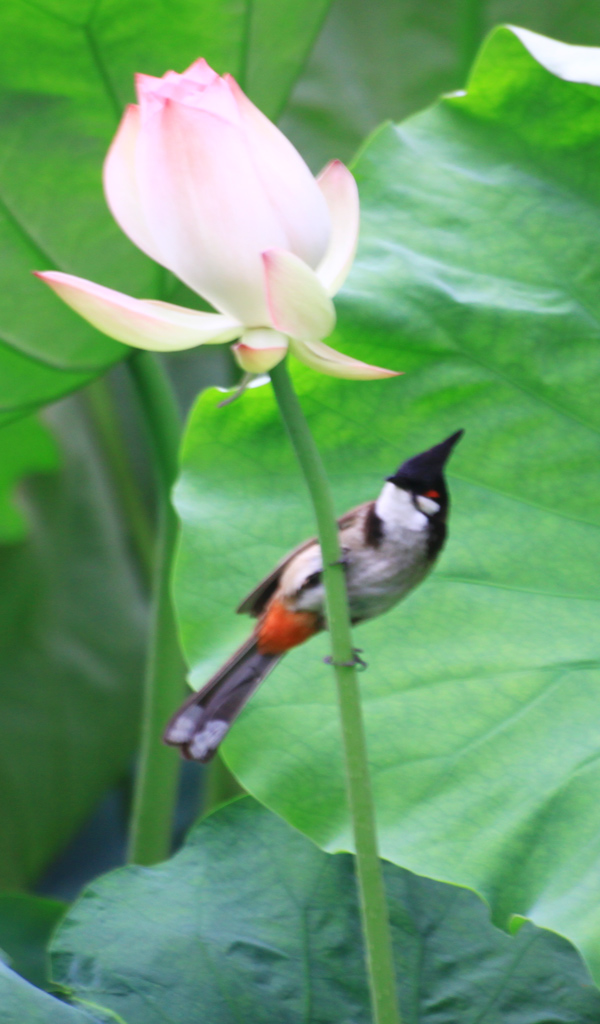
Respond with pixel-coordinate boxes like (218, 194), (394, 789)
(269, 359), (401, 1024)
(126, 351), (187, 865)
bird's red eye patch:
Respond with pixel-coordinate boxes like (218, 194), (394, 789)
(424, 489), (440, 499)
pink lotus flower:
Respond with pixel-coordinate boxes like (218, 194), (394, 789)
(36, 59), (397, 380)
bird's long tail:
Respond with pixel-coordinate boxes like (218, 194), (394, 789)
(163, 636), (283, 763)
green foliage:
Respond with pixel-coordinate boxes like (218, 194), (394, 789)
(0, 417), (58, 542)
(0, 396), (146, 888)
(49, 798), (600, 1023)
(0, 894), (65, 991)
(0, 0), (334, 426)
(282, 0), (600, 169)
(174, 26), (600, 981)
(238, 0), (332, 119)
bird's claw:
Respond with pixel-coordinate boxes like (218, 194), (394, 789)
(352, 648), (368, 670)
(328, 547), (350, 569)
(323, 648), (368, 671)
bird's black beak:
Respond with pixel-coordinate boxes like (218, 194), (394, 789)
(387, 430), (464, 486)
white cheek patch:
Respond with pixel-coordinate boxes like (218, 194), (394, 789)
(375, 482), (428, 532)
(415, 494), (440, 516)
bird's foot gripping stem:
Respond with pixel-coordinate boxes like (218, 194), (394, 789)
(328, 548), (350, 569)
(323, 648), (368, 671)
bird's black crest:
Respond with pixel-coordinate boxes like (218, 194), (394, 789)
(387, 430), (463, 491)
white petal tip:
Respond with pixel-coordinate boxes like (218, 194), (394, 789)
(290, 336), (401, 380)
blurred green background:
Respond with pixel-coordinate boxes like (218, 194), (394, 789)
(0, 0), (598, 952)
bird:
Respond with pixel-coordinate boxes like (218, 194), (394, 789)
(164, 430), (463, 762)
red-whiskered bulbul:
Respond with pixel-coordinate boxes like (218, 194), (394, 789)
(164, 430), (463, 762)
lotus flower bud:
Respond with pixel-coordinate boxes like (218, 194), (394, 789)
(36, 59), (398, 381)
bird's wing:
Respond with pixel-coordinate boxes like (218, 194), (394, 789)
(236, 502), (370, 617)
(236, 535), (318, 616)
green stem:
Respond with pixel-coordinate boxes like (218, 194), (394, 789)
(126, 351), (187, 865)
(86, 376), (154, 586)
(269, 360), (401, 1024)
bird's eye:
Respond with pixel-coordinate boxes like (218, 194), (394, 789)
(424, 489), (440, 499)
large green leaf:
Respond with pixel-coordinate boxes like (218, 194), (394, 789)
(0, 395), (147, 888)
(0, 0), (333, 425)
(173, 26), (600, 980)
(50, 797), (600, 1022)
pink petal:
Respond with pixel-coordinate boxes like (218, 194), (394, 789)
(262, 249), (335, 341)
(232, 328), (288, 373)
(137, 70), (239, 124)
(226, 75), (330, 270)
(135, 60), (218, 105)
(103, 104), (161, 263)
(315, 161), (360, 296)
(179, 58), (217, 86)
(136, 97), (289, 323)
(135, 72), (163, 99)
(290, 337), (400, 380)
(35, 271), (241, 351)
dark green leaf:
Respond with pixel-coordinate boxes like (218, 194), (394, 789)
(0, 395), (146, 888)
(173, 27), (600, 981)
(0, 894), (65, 991)
(0, 0), (333, 424)
(50, 798), (600, 1023)
(241, 0), (332, 119)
